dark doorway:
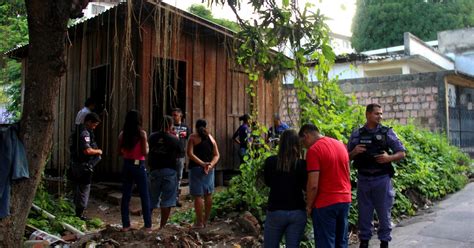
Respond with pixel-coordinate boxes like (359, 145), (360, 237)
(152, 58), (186, 131)
(90, 64), (110, 150)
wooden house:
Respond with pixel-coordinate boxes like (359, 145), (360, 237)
(8, 1), (281, 180)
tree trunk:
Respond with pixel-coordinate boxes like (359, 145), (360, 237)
(0, 0), (72, 246)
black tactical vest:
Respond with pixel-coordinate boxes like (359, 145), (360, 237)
(353, 126), (395, 177)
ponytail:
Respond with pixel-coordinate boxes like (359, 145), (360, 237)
(195, 119), (209, 140)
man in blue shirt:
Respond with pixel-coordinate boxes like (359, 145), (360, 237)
(268, 114), (289, 145)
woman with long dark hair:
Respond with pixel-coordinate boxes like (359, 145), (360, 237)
(187, 119), (220, 228)
(118, 110), (151, 232)
(263, 129), (307, 247)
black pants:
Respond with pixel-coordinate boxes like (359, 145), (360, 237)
(74, 182), (91, 216)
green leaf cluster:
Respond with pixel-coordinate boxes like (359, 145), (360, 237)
(28, 182), (104, 235)
(351, 0), (474, 52)
(0, 0), (28, 121)
(390, 122), (471, 216)
(212, 125), (274, 221)
(187, 4), (240, 32)
(232, 1), (330, 84)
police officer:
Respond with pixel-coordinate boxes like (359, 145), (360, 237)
(348, 104), (406, 248)
(70, 112), (102, 219)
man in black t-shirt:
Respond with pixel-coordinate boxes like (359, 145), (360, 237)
(171, 108), (190, 207)
(148, 115), (183, 228)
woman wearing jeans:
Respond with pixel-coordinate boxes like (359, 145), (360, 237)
(263, 129), (307, 247)
(118, 110), (151, 232)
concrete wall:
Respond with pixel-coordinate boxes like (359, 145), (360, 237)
(280, 71), (453, 132)
(438, 28), (474, 76)
(339, 72), (448, 131)
(438, 28), (474, 54)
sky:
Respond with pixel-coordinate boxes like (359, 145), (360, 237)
(162, 0), (356, 36)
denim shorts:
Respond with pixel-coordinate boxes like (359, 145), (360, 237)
(189, 166), (215, 196)
(149, 168), (177, 208)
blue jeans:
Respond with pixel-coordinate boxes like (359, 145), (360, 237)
(312, 203), (350, 248)
(264, 209), (307, 248)
(357, 174), (394, 241)
(121, 159), (152, 228)
(176, 157), (185, 199)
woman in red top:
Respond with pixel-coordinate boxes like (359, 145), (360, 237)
(118, 110), (151, 232)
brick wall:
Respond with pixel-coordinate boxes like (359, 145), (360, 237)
(280, 71), (451, 131)
(279, 85), (300, 127)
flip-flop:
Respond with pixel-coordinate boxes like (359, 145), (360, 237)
(191, 224), (204, 229)
(121, 226), (137, 232)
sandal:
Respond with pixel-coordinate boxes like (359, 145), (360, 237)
(121, 226), (137, 232)
(191, 224), (205, 229)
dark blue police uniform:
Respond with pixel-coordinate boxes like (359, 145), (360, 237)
(348, 124), (405, 243)
(70, 124), (101, 218)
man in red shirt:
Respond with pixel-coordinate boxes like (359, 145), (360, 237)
(299, 124), (352, 248)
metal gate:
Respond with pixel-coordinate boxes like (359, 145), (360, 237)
(448, 84), (474, 157)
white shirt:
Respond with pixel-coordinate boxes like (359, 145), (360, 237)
(75, 107), (91, 125)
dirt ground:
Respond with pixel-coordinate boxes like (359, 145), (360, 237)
(68, 183), (262, 247)
(42, 180), (360, 247)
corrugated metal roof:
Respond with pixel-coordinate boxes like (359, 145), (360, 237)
(3, 43), (28, 57)
(67, 2), (124, 28)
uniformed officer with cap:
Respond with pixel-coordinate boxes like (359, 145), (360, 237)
(347, 103), (406, 248)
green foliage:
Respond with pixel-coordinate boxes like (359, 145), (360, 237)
(169, 209), (195, 225)
(187, 4), (240, 32)
(296, 79), (365, 143)
(0, 0), (28, 122)
(28, 183), (104, 235)
(392, 122), (471, 202)
(351, 0), (474, 52)
(3, 61), (22, 121)
(232, 1), (329, 84)
(207, 0), (472, 240)
(213, 125), (274, 221)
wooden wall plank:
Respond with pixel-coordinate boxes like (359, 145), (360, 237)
(139, 24), (152, 132)
(185, 32), (194, 128)
(257, 78), (265, 124)
(204, 36), (217, 135)
(238, 73), (245, 116)
(226, 67), (235, 169)
(215, 40), (227, 169)
(265, 80), (273, 125)
(192, 29), (204, 126)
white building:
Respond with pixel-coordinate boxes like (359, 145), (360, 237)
(327, 32), (454, 81)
